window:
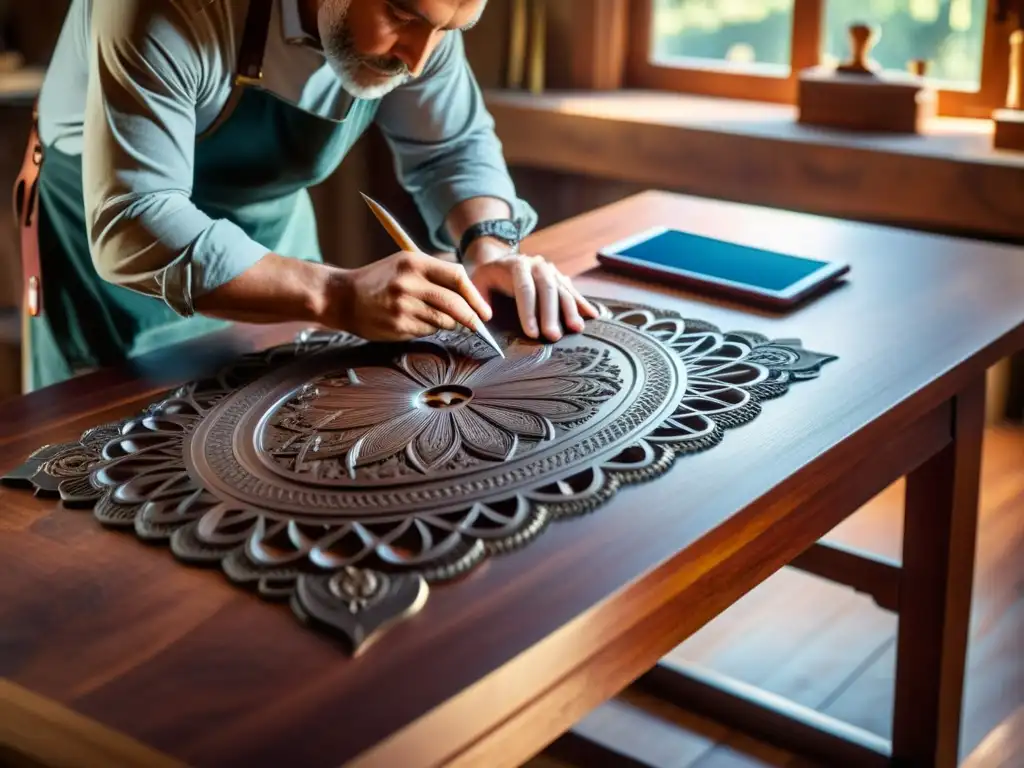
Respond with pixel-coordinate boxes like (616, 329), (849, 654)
(821, 0), (988, 89)
(627, 0), (1014, 118)
(650, 0), (795, 72)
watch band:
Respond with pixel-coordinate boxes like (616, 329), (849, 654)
(457, 219), (521, 262)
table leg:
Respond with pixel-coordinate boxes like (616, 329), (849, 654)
(892, 377), (986, 767)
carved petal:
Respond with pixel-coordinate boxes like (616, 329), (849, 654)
(196, 505), (261, 547)
(347, 408), (432, 471)
(453, 406), (517, 461)
(303, 404), (405, 431)
(682, 380), (751, 414)
(374, 518), (466, 567)
(514, 350), (600, 380)
(460, 347), (549, 388)
(220, 548), (299, 600)
(308, 522), (375, 569)
(400, 349), (452, 388)
(686, 342), (750, 373)
(58, 474), (104, 505)
(289, 428), (364, 465)
(669, 331), (724, 361)
(446, 349), (484, 385)
(477, 375), (592, 400)
(247, 516), (311, 567)
(102, 430), (182, 460)
(407, 413), (460, 473)
(134, 487), (212, 533)
(110, 464), (194, 506)
(347, 366), (420, 392)
(93, 452), (177, 488)
(691, 359), (767, 386)
(473, 396), (585, 422)
(644, 317), (688, 343)
(470, 403), (554, 441)
(93, 492), (141, 527)
(170, 521), (242, 564)
(301, 380), (417, 430)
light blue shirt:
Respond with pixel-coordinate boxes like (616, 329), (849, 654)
(36, 0), (537, 316)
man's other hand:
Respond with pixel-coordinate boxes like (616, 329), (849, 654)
(465, 244), (598, 342)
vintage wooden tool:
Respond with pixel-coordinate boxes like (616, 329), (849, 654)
(994, 29), (1024, 150)
(797, 22), (935, 134)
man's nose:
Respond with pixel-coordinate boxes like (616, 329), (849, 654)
(394, 29), (439, 77)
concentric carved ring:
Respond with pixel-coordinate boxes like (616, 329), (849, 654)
(1, 298), (836, 654)
(187, 314), (686, 517)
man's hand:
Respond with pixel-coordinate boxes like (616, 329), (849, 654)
(328, 250), (493, 341)
(464, 240), (598, 341)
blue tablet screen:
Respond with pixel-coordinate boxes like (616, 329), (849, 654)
(613, 229), (828, 292)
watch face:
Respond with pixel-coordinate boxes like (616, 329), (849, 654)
(459, 220), (521, 260)
(486, 220), (520, 242)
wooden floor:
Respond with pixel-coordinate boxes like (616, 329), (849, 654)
(527, 420), (1024, 768)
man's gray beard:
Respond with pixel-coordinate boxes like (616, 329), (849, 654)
(318, 0), (411, 99)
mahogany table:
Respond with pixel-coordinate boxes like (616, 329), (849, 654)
(3, 191), (1024, 768)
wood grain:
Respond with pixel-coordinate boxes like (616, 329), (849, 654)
(0, 679), (183, 768)
(543, 0), (629, 90)
(797, 68), (936, 134)
(624, 395), (951, 765)
(893, 377), (986, 767)
(535, 423), (1023, 768)
(2, 191), (1024, 767)
(787, 541), (900, 612)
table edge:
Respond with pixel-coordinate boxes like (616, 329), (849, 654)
(0, 678), (184, 768)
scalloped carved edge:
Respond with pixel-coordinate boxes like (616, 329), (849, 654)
(0, 298), (836, 654)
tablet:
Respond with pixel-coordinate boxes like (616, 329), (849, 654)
(596, 226), (849, 310)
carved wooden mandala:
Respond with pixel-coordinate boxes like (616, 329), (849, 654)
(2, 298), (836, 654)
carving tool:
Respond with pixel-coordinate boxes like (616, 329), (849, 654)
(360, 192), (505, 358)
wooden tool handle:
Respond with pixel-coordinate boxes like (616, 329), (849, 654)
(360, 192), (419, 253)
(837, 23), (880, 75)
(1008, 29), (1023, 110)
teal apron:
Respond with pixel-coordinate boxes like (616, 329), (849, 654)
(25, 0), (377, 391)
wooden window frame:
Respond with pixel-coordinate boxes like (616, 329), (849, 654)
(624, 0), (1014, 119)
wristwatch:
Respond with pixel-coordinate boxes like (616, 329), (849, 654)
(457, 218), (521, 262)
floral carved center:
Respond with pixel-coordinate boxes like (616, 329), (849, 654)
(257, 338), (627, 484)
(1, 299), (837, 656)
(419, 384), (473, 409)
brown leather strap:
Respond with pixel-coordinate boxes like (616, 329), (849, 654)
(235, 0), (274, 85)
(12, 100), (43, 318)
(10, 0), (274, 322)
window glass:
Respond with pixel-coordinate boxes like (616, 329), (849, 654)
(651, 0), (795, 70)
(821, 0), (988, 89)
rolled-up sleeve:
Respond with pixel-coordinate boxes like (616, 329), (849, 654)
(81, 1), (269, 317)
(374, 31), (538, 251)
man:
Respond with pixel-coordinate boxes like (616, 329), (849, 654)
(21, 0), (596, 391)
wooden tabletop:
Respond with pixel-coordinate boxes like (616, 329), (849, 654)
(2, 190), (1024, 768)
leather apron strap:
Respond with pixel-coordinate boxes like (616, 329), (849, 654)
(13, 100), (43, 319)
(11, 0), (275, 325)
(235, 0), (274, 86)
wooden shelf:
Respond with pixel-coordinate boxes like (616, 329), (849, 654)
(485, 89), (1024, 243)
